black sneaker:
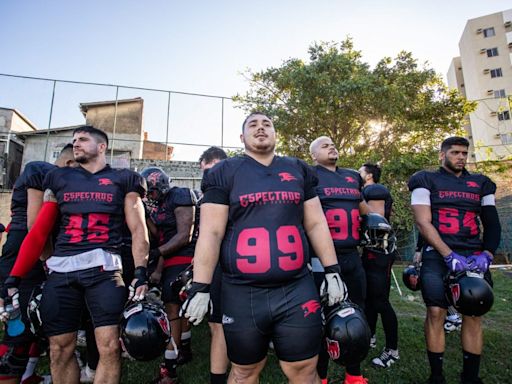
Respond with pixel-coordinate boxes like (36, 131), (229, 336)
(460, 374), (484, 384)
(427, 375), (446, 384)
(152, 363), (179, 384)
(176, 348), (193, 365)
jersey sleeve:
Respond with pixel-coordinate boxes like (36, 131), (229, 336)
(42, 168), (59, 193)
(408, 171), (431, 192)
(25, 162), (53, 191)
(481, 176), (497, 196)
(169, 188), (194, 208)
(202, 159), (232, 205)
(123, 170), (147, 197)
(298, 160), (318, 201)
(363, 184), (391, 201)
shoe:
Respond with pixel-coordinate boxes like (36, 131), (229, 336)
(370, 334), (377, 349)
(21, 374), (52, 384)
(372, 348), (399, 368)
(152, 363), (179, 384)
(460, 374), (484, 384)
(444, 316), (462, 333)
(80, 365), (96, 383)
(344, 373), (368, 384)
(76, 330), (87, 347)
(176, 348), (193, 365)
(427, 375), (446, 384)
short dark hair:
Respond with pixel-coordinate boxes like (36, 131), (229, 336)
(241, 111), (272, 132)
(60, 143), (74, 154)
(363, 163), (381, 183)
(440, 136), (469, 152)
(198, 146), (227, 165)
(73, 125), (109, 148)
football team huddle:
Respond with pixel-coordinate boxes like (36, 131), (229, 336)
(0, 112), (501, 384)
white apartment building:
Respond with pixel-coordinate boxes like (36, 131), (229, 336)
(447, 9), (512, 162)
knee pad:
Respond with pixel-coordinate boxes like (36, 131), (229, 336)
(0, 343), (30, 378)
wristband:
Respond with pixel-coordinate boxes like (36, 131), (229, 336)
(324, 264), (341, 275)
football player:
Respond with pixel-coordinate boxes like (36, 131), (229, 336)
(0, 144), (76, 384)
(408, 136), (501, 384)
(182, 112), (346, 384)
(358, 163), (399, 369)
(309, 136), (370, 384)
(1, 126), (149, 384)
(198, 146), (229, 384)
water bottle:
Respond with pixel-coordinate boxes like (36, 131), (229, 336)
(6, 302), (25, 336)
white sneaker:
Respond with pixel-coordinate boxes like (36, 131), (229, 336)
(80, 365), (96, 383)
(372, 348), (399, 368)
(77, 330), (87, 347)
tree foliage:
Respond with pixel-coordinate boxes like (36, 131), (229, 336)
(233, 39), (476, 235)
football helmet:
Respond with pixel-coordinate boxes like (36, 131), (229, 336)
(119, 301), (171, 361)
(445, 271), (494, 317)
(403, 264), (421, 291)
(360, 213), (396, 254)
(140, 167), (171, 205)
(170, 265), (193, 303)
(323, 301), (371, 366)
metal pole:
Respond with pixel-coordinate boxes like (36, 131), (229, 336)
(165, 92), (171, 160)
(110, 87), (119, 164)
(44, 80), (57, 161)
(221, 97), (225, 147)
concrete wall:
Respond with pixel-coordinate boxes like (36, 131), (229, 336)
(0, 108), (37, 134)
(131, 159), (202, 189)
(142, 140), (173, 161)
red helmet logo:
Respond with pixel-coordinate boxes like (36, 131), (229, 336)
(326, 337), (340, 360)
(451, 284), (461, 304)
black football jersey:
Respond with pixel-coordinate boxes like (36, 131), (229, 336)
(202, 155), (318, 286)
(44, 165), (146, 256)
(10, 161), (57, 231)
(314, 166), (363, 250)
(362, 183), (393, 221)
(150, 187), (195, 257)
(408, 167), (496, 251)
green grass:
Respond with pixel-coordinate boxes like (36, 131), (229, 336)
(24, 267), (512, 383)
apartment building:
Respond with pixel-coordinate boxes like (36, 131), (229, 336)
(447, 9), (512, 162)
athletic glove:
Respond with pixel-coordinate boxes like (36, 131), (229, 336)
(179, 282), (211, 326)
(444, 252), (469, 273)
(0, 276), (21, 322)
(320, 264), (347, 306)
(129, 266), (148, 301)
(467, 252), (493, 273)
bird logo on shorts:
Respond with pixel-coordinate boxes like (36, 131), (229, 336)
(301, 300), (321, 317)
(466, 181), (479, 188)
(278, 172), (297, 182)
(325, 337), (340, 360)
(345, 176), (356, 183)
(98, 178), (113, 186)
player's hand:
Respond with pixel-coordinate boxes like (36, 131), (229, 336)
(320, 264), (348, 306)
(149, 270), (162, 285)
(444, 252), (469, 273)
(0, 277), (21, 322)
(467, 252), (493, 273)
(179, 282), (211, 326)
(129, 266), (148, 301)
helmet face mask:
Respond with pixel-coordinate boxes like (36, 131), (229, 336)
(140, 167), (171, 207)
(27, 286), (44, 337)
(360, 214), (396, 254)
(119, 301), (171, 361)
(445, 271), (494, 317)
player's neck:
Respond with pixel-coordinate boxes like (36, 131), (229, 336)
(317, 163), (336, 172)
(245, 150), (274, 166)
(365, 180), (375, 187)
(80, 157), (107, 174)
(442, 165), (463, 177)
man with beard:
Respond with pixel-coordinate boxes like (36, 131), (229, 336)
(1, 126), (149, 384)
(182, 112), (346, 384)
(309, 136), (370, 384)
(408, 136), (501, 384)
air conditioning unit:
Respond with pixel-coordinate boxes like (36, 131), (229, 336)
(494, 133), (501, 138)
(483, 68), (490, 74)
(487, 90), (494, 95)
(476, 28), (483, 34)
(490, 111), (497, 117)
(480, 48), (487, 54)
(505, 21), (512, 27)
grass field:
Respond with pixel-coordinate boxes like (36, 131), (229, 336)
(23, 266), (512, 383)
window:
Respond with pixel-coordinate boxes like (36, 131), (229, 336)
(483, 27), (495, 37)
(501, 133), (512, 144)
(486, 48), (498, 57)
(52, 151), (60, 159)
(494, 89), (506, 98)
(490, 68), (503, 78)
(498, 111), (510, 121)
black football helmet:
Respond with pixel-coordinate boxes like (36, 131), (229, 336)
(140, 167), (171, 206)
(323, 301), (371, 367)
(170, 265), (193, 303)
(359, 213), (396, 254)
(445, 271), (494, 317)
(403, 264), (421, 291)
(119, 301), (171, 361)
(26, 285), (44, 337)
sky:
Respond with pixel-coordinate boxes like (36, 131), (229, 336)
(0, 0), (509, 161)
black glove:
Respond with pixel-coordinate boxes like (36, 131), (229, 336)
(129, 266), (148, 301)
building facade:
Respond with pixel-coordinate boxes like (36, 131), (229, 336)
(448, 9), (512, 162)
